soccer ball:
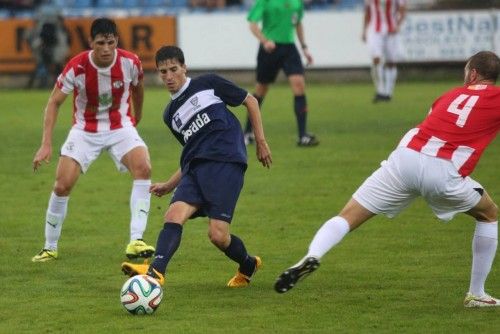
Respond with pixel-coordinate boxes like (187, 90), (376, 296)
(120, 275), (163, 315)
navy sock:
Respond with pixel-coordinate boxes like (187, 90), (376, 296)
(224, 234), (256, 276)
(294, 95), (307, 138)
(150, 222), (183, 275)
(245, 94), (264, 133)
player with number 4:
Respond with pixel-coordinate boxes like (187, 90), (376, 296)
(275, 51), (500, 308)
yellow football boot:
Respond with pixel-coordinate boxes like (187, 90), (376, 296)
(121, 261), (165, 286)
(227, 256), (262, 288)
(125, 239), (155, 259)
(32, 249), (58, 262)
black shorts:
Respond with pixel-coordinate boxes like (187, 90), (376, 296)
(171, 160), (245, 223)
(256, 43), (304, 84)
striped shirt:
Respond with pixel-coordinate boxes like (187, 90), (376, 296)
(365, 0), (406, 34)
(398, 84), (500, 177)
(56, 48), (143, 133)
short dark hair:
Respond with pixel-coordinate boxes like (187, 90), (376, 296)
(467, 51), (500, 83)
(90, 17), (118, 39)
(155, 45), (185, 67)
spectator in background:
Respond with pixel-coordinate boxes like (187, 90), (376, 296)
(245, 0), (319, 147)
(304, 0), (337, 9)
(190, 0), (225, 11)
(26, 5), (69, 88)
(225, 0), (242, 7)
(52, 15), (71, 77)
(0, 0), (41, 16)
(362, 0), (407, 103)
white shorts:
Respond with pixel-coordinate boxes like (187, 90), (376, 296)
(353, 147), (483, 221)
(366, 30), (400, 62)
(60, 127), (147, 173)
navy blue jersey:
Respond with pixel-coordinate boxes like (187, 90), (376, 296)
(163, 74), (248, 171)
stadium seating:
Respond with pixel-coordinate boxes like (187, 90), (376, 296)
(66, 0), (93, 8)
(170, 0), (188, 8)
(96, 0), (115, 8)
(144, 0), (167, 6)
(336, 0), (363, 10)
(3, 0), (365, 17)
(121, 0), (140, 7)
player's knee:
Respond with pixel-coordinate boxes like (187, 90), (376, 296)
(133, 162), (151, 179)
(141, 164), (152, 179)
(163, 211), (185, 225)
(255, 84), (268, 96)
(474, 202), (498, 222)
(289, 77), (305, 94)
(207, 229), (221, 245)
(292, 85), (305, 95)
(53, 182), (72, 196)
(489, 202), (499, 221)
(208, 229), (228, 249)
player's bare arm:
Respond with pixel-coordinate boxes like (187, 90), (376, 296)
(33, 87), (68, 171)
(249, 22), (275, 53)
(130, 79), (144, 124)
(362, 3), (370, 41)
(296, 23), (313, 66)
(391, 3), (407, 34)
(150, 168), (182, 197)
(243, 94), (272, 168)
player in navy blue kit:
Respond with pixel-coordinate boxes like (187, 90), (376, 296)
(122, 45), (272, 288)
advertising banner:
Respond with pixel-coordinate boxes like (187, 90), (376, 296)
(400, 10), (499, 62)
(0, 16), (176, 73)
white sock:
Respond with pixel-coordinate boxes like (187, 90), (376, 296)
(306, 216), (351, 259)
(371, 63), (385, 95)
(469, 221), (498, 296)
(130, 179), (151, 241)
(384, 67), (398, 97)
(44, 192), (69, 250)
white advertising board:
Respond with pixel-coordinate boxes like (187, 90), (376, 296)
(178, 10), (499, 70)
(178, 11), (370, 69)
(400, 10), (500, 62)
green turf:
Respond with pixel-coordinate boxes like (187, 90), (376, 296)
(1, 81), (499, 333)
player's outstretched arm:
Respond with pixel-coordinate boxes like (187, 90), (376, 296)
(150, 168), (182, 197)
(33, 87), (67, 171)
(130, 79), (144, 125)
(243, 94), (272, 168)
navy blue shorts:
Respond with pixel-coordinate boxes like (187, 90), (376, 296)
(256, 43), (304, 84)
(171, 160), (246, 223)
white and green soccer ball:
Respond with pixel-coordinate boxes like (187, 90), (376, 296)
(120, 275), (163, 315)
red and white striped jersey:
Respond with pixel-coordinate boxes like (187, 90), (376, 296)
(56, 48), (144, 133)
(398, 84), (500, 177)
(365, 0), (406, 34)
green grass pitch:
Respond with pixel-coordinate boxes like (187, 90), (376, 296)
(0, 81), (499, 333)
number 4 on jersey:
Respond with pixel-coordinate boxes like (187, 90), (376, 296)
(447, 94), (479, 127)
